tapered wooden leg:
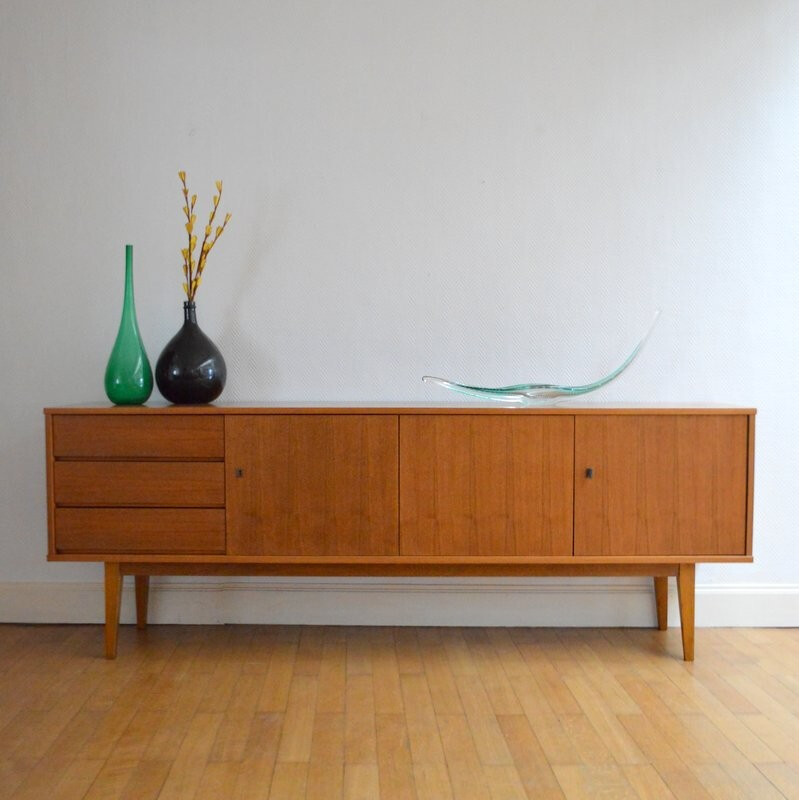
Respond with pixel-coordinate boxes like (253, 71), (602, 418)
(135, 575), (150, 629)
(677, 563), (695, 661)
(104, 562), (122, 659)
(653, 576), (668, 630)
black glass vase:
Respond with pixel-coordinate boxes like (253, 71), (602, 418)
(155, 302), (226, 404)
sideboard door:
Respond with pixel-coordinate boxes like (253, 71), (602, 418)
(399, 415), (574, 556)
(225, 415), (399, 555)
(574, 415), (749, 556)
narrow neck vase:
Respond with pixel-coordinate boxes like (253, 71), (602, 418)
(104, 244), (153, 405)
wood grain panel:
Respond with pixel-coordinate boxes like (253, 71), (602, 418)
(45, 414), (56, 556)
(574, 415), (748, 556)
(399, 415), (574, 556)
(55, 508), (225, 553)
(225, 415), (399, 556)
(745, 414), (755, 556)
(54, 461), (224, 506)
(52, 414), (224, 458)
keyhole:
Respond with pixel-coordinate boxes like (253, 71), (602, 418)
(235, 468), (244, 478)
(585, 468), (594, 479)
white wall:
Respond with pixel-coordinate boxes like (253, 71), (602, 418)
(1, 0), (797, 625)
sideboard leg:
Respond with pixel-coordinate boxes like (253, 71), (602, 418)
(653, 576), (668, 630)
(104, 562), (122, 659)
(135, 576), (150, 630)
(677, 563), (696, 661)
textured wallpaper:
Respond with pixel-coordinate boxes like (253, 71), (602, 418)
(0, 0), (796, 589)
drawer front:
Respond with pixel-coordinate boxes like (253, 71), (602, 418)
(54, 508), (225, 553)
(52, 415), (224, 459)
(54, 462), (224, 507)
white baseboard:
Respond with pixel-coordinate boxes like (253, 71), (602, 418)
(0, 578), (796, 627)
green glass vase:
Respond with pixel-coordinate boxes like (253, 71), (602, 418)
(104, 244), (153, 405)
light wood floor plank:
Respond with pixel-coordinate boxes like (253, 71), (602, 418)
(294, 626), (324, 677)
(82, 709), (164, 799)
(0, 624), (795, 800)
(558, 713), (615, 766)
(484, 629), (531, 680)
(483, 764), (529, 800)
(455, 674), (514, 766)
(757, 762), (800, 800)
(276, 675), (318, 763)
(257, 637), (298, 713)
(509, 674), (582, 766)
(346, 673), (377, 765)
(194, 761), (242, 800)
(347, 628), (375, 676)
(141, 672), (216, 763)
(552, 764), (639, 800)
(371, 629), (404, 715)
(413, 762), (454, 800)
(208, 672), (263, 763)
(615, 675), (716, 767)
(344, 763), (380, 800)
(648, 657), (781, 764)
(307, 712), (345, 799)
(118, 760), (171, 800)
(317, 636), (347, 714)
(393, 628), (424, 675)
(420, 636), (464, 715)
(157, 711), (224, 799)
(512, 639), (582, 715)
(231, 712), (283, 800)
(562, 674), (648, 765)
(437, 713), (492, 799)
(401, 673), (447, 765)
(496, 714), (566, 799)
(464, 629), (524, 715)
(562, 636), (642, 715)
(622, 764), (677, 799)
(739, 713), (799, 765)
(442, 628), (479, 676)
(268, 762), (307, 799)
(375, 713), (416, 800)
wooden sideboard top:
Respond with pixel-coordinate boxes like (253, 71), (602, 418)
(44, 402), (757, 415)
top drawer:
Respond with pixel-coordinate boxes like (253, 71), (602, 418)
(52, 415), (224, 459)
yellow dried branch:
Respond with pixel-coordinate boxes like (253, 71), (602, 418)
(177, 171), (231, 301)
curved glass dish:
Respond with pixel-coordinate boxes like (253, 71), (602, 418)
(422, 310), (661, 405)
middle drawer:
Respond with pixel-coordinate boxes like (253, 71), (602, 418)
(54, 461), (225, 507)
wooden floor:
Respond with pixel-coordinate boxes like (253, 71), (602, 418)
(0, 625), (796, 799)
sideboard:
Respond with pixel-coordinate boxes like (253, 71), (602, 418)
(44, 403), (755, 660)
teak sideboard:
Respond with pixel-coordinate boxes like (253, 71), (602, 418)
(43, 404), (755, 660)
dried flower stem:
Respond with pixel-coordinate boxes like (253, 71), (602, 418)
(177, 171), (231, 301)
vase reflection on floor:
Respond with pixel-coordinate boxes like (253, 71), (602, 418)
(155, 301), (226, 404)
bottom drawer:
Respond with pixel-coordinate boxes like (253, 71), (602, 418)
(55, 508), (226, 554)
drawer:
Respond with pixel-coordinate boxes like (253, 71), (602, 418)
(54, 508), (225, 553)
(52, 415), (224, 459)
(54, 462), (224, 507)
